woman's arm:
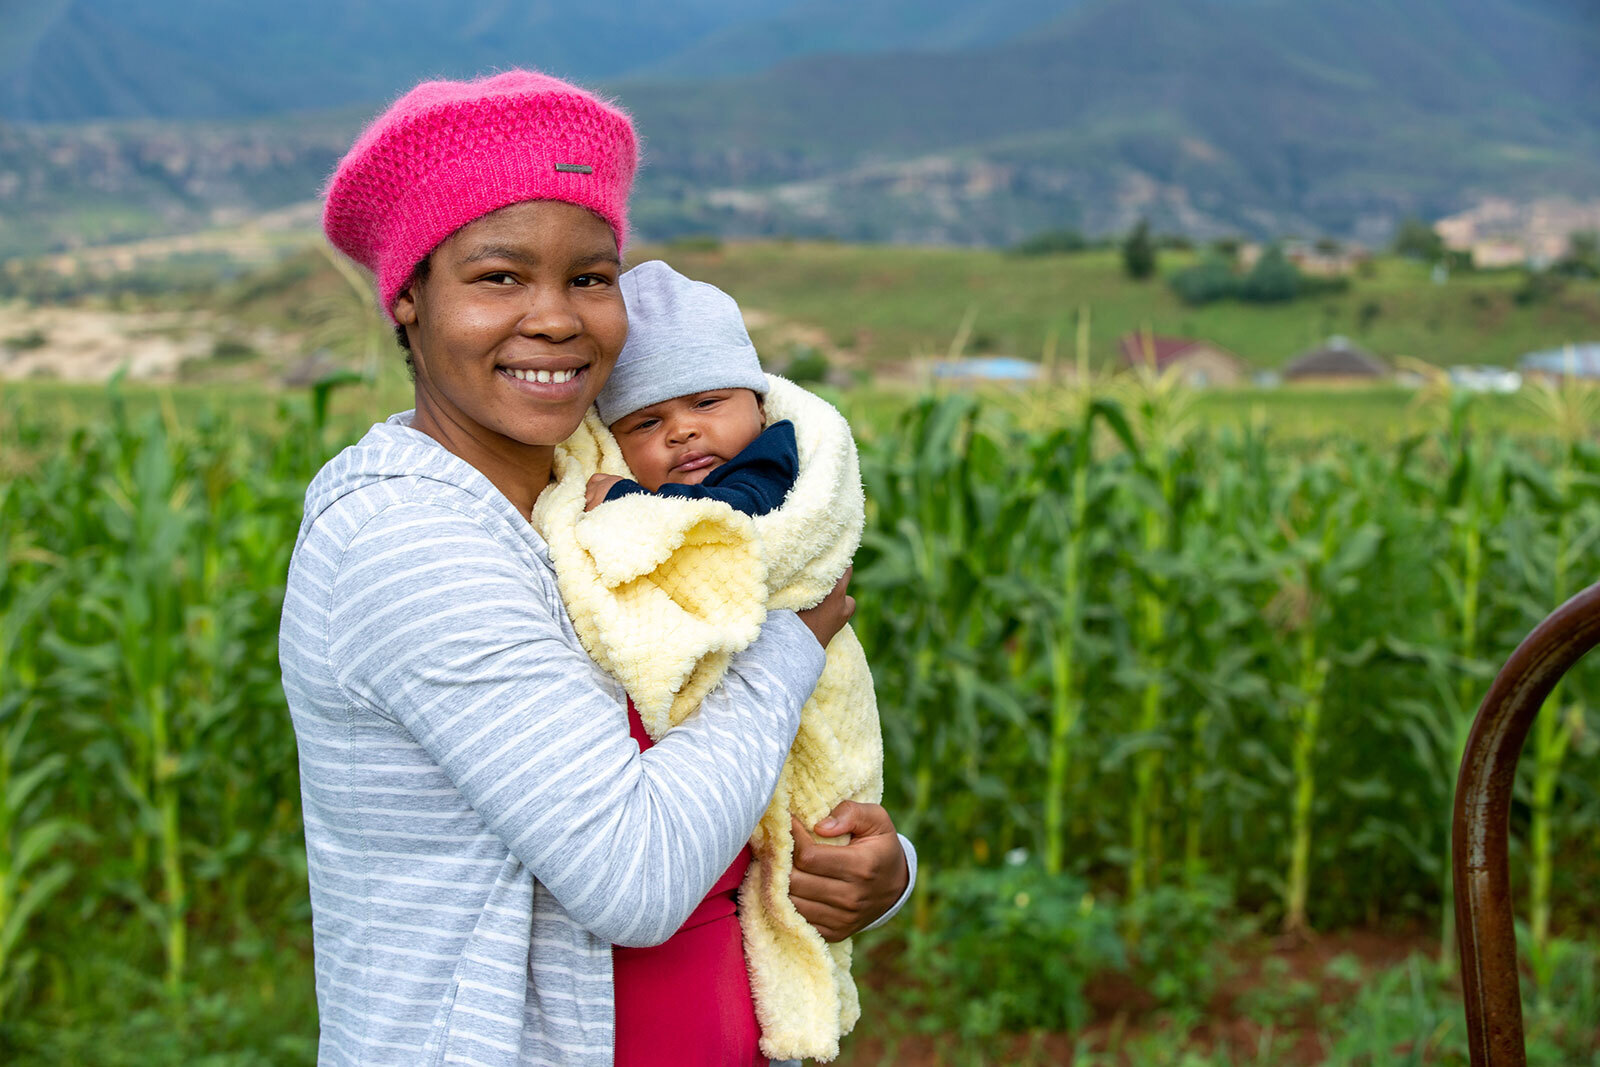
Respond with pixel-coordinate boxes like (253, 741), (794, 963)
(327, 500), (826, 946)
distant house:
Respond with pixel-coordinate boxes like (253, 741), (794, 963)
(1238, 240), (1370, 277)
(1117, 333), (1248, 388)
(1519, 343), (1600, 382)
(1448, 366), (1522, 394)
(1282, 336), (1389, 383)
(931, 356), (1042, 383)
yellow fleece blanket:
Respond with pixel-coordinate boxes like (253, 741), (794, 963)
(531, 375), (882, 1062)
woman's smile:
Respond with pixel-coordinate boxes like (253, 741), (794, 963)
(496, 361), (591, 395)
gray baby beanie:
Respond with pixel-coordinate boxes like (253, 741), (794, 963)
(595, 259), (767, 425)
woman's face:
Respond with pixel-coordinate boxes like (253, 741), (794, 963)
(395, 200), (627, 458)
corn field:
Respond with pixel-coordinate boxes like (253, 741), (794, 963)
(3, 377), (1600, 1056)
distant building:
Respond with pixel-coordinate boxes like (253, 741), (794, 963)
(1238, 239), (1370, 277)
(1117, 333), (1248, 388)
(1435, 197), (1600, 268)
(1519, 343), (1600, 382)
(931, 356), (1042, 383)
(1282, 336), (1389, 383)
(1467, 240), (1531, 270)
(1448, 366), (1522, 394)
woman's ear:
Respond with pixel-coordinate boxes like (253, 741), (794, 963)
(393, 285), (419, 328)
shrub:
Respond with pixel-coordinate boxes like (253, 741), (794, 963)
(1392, 216), (1444, 261)
(1122, 218), (1158, 280)
(1239, 245), (1300, 302)
(1553, 230), (1599, 279)
(1170, 244), (1348, 306)
(1123, 879), (1232, 1010)
(210, 337), (260, 362)
(3, 329), (47, 351)
(900, 862), (1124, 1037)
(666, 234), (723, 253)
(1011, 228), (1089, 257)
(782, 345), (830, 384)
(1169, 253), (1240, 306)
(1515, 270), (1567, 306)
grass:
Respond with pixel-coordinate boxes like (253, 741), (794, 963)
(19, 239), (1594, 382)
(641, 243), (1600, 371)
(0, 374), (1563, 466)
(4, 300), (1600, 1063)
(4, 927), (318, 1065)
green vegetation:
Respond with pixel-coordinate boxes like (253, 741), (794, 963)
(1170, 245), (1350, 307)
(5, 369), (1600, 1063)
(1, 329), (47, 352)
(1557, 231), (1600, 280)
(11, 239), (1599, 384)
(1010, 229), (1093, 257)
(1121, 219), (1158, 281)
(1392, 217), (1445, 262)
(635, 241), (1600, 372)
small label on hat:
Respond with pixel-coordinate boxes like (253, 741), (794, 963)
(554, 163), (594, 174)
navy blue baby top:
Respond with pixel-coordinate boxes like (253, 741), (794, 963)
(603, 420), (799, 517)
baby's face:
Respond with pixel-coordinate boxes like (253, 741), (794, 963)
(611, 388), (765, 491)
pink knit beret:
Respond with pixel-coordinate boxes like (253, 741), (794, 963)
(322, 70), (637, 320)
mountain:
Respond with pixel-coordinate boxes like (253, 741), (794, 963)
(0, 0), (1596, 251)
(0, 0), (792, 120)
(630, 0), (1084, 80)
(619, 0), (1600, 242)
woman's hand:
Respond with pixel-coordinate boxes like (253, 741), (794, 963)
(796, 567), (855, 649)
(788, 801), (909, 942)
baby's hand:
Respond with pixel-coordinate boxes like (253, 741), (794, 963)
(584, 474), (625, 512)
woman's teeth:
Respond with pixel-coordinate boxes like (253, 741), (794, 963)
(505, 367), (579, 383)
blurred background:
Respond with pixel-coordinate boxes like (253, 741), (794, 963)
(2, 1), (1600, 1063)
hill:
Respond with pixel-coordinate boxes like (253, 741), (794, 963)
(629, 0), (1079, 80)
(9, 237), (1597, 385)
(0, 0), (789, 120)
(621, 0), (1600, 243)
(0, 0), (1596, 250)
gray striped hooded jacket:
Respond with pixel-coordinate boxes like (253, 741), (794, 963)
(279, 413), (838, 1065)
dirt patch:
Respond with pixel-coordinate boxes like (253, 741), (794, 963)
(742, 305), (841, 360)
(838, 926), (1441, 1066)
(0, 303), (295, 383)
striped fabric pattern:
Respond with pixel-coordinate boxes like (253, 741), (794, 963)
(280, 414), (826, 1065)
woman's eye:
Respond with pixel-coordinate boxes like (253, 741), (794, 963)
(573, 273), (611, 288)
(481, 271), (517, 285)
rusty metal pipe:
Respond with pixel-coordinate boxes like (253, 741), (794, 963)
(1453, 580), (1600, 1066)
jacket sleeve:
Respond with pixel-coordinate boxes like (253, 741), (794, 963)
(861, 833), (918, 932)
(327, 500), (825, 946)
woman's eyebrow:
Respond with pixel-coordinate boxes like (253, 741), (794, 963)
(573, 249), (622, 269)
(461, 246), (620, 269)
(463, 244), (535, 265)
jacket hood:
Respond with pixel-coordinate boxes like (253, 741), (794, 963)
(296, 411), (528, 545)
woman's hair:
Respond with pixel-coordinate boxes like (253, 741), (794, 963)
(392, 254), (432, 379)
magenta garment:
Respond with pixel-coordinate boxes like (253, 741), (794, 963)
(321, 69), (638, 319)
(612, 699), (767, 1067)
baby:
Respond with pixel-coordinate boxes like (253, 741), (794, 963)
(584, 259), (797, 516)
(554, 259), (882, 1062)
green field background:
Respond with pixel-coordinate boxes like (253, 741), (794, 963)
(4, 367), (1600, 1064)
(4, 238), (1600, 1063)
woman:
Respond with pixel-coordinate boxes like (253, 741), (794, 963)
(281, 70), (913, 1066)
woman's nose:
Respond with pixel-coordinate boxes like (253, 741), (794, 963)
(517, 289), (581, 342)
